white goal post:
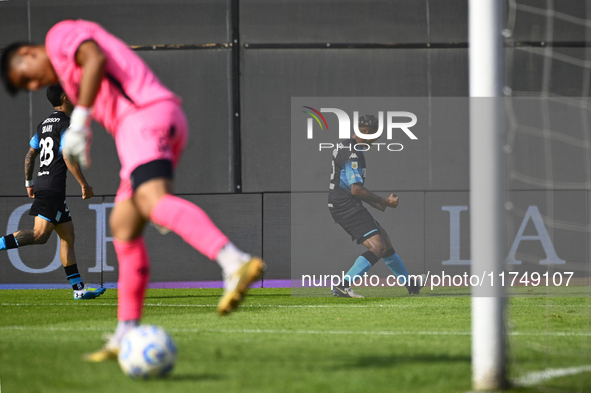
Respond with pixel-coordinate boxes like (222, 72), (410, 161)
(469, 0), (507, 390)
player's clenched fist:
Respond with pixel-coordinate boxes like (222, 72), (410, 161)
(63, 106), (92, 168)
(385, 193), (399, 208)
(81, 185), (94, 200)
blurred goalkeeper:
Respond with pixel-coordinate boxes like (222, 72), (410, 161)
(328, 114), (423, 297)
(0, 83), (103, 300)
(1, 20), (265, 360)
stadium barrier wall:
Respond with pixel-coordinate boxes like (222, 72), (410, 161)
(0, 190), (586, 287)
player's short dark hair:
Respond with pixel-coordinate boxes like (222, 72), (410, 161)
(358, 114), (379, 128)
(0, 42), (28, 96)
(46, 84), (65, 107)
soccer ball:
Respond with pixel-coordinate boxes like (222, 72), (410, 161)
(118, 324), (177, 379)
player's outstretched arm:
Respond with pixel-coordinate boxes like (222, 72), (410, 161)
(24, 147), (38, 198)
(64, 155), (94, 199)
(350, 183), (398, 209)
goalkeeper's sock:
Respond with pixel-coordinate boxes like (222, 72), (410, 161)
(64, 264), (84, 290)
(343, 251), (379, 286)
(114, 237), (149, 322)
(383, 248), (409, 284)
(216, 242), (251, 278)
(151, 194), (229, 261)
(0, 234), (18, 250)
(110, 319), (139, 348)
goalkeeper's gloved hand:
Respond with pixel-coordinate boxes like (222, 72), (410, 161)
(63, 106), (93, 168)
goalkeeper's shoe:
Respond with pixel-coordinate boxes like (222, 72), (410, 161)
(74, 285), (106, 300)
(83, 343), (119, 362)
(406, 274), (426, 295)
(332, 286), (364, 298)
(217, 256), (265, 316)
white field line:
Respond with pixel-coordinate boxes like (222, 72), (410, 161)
(1, 302), (590, 308)
(0, 302), (416, 308)
(0, 325), (590, 337)
(510, 331), (591, 337)
(0, 325), (471, 335)
(514, 365), (591, 387)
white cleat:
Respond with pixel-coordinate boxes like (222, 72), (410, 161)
(332, 286), (365, 298)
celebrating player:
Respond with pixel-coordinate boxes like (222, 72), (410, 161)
(328, 114), (423, 297)
(1, 19), (265, 360)
(0, 83), (104, 299)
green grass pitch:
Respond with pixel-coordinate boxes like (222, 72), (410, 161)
(0, 288), (590, 392)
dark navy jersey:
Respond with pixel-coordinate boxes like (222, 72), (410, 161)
(328, 139), (367, 220)
(30, 111), (69, 194)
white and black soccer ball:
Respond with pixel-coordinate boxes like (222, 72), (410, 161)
(118, 324), (177, 379)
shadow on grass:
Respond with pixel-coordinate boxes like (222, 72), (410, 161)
(146, 295), (220, 300)
(415, 292), (471, 297)
(146, 293), (291, 300)
(333, 354), (470, 370)
(167, 373), (224, 382)
(244, 293), (291, 298)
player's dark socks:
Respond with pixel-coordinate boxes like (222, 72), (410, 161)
(64, 264), (84, 290)
(0, 234), (19, 250)
(362, 251), (380, 266)
(383, 247), (396, 259)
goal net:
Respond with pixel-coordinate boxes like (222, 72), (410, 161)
(502, 0), (591, 390)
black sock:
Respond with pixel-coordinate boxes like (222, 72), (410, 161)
(340, 280), (351, 289)
(2, 234), (18, 249)
(64, 264), (84, 290)
(382, 248), (395, 259)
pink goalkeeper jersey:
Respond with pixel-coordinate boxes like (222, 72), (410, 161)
(45, 19), (181, 134)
